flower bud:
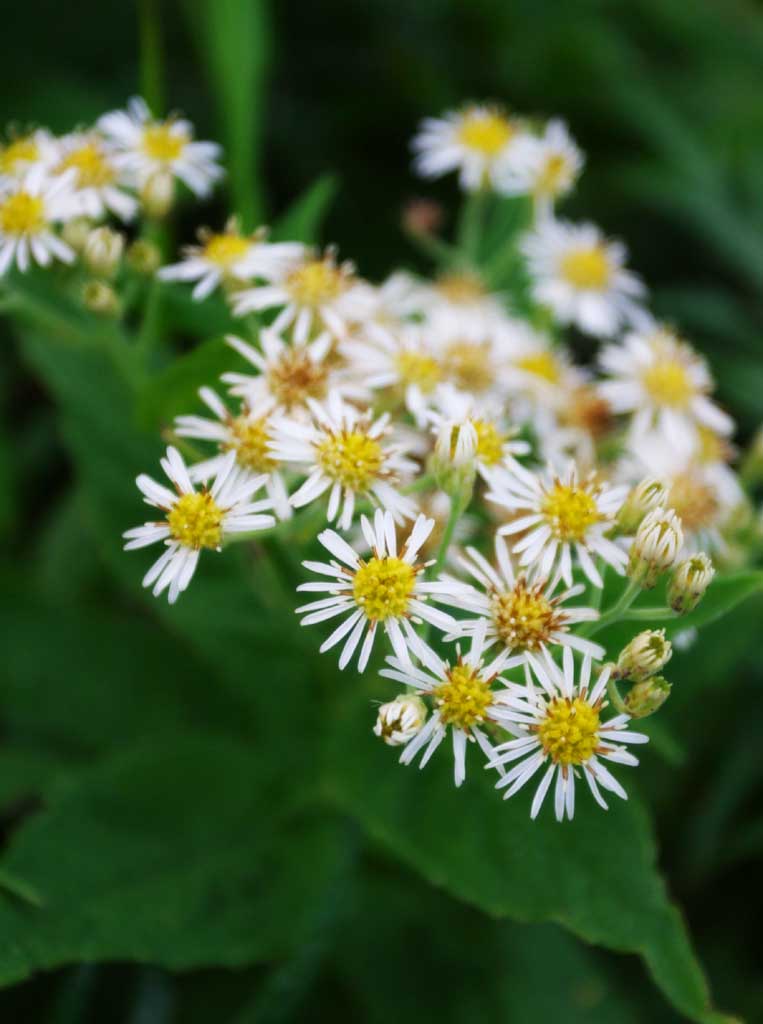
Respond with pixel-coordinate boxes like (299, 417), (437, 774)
(615, 629), (672, 681)
(668, 552), (714, 615)
(373, 695), (427, 746)
(127, 239), (162, 275)
(82, 280), (121, 317)
(623, 675), (672, 719)
(141, 170), (174, 218)
(61, 216), (93, 252)
(615, 477), (667, 535)
(83, 226), (124, 278)
(402, 197), (444, 237)
(627, 506), (683, 588)
(430, 420), (477, 501)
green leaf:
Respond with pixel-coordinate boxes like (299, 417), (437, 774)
(182, 0), (271, 228)
(665, 571), (763, 635)
(0, 737), (343, 986)
(324, 689), (733, 1024)
(271, 174), (339, 244)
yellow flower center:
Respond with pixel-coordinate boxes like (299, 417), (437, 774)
(559, 246), (611, 290)
(226, 414), (277, 473)
(537, 696), (600, 765)
(435, 272), (486, 304)
(516, 351), (561, 384)
(167, 491), (224, 550)
(0, 136), (39, 174)
(266, 348), (329, 410)
(435, 663), (494, 730)
(458, 111), (514, 156)
(316, 430), (384, 492)
(473, 419), (505, 466)
(394, 350), (442, 393)
(142, 124), (187, 162)
(535, 153), (572, 196)
(352, 556), (416, 620)
(642, 360), (693, 408)
(697, 426), (725, 464)
(203, 233), (251, 268)
(492, 581), (557, 651)
(58, 142), (115, 188)
(541, 482), (601, 541)
(444, 340), (493, 394)
(286, 259), (347, 307)
(0, 192), (45, 235)
(667, 473), (719, 532)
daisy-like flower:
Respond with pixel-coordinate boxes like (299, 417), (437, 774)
(487, 649), (648, 820)
(411, 103), (527, 191)
(270, 391), (417, 530)
(296, 509), (465, 671)
(497, 119), (583, 215)
(174, 387), (291, 520)
(414, 270), (508, 338)
(0, 128), (55, 179)
(381, 620), (513, 786)
(52, 131), (137, 221)
(123, 446), (274, 604)
(439, 534), (604, 663)
(487, 461), (628, 587)
(0, 166), (78, 274)
(231, 246), (371, 343)
(521, 218), (645, 338)
(598, 326), (733, 453)
(158, 221), (304, 301)
(97, 96), (223, 198)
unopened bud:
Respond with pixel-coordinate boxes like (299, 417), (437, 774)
(61, 216), (93, 252)
(141, 170), (174, 218)
(615, 629), (672, 682)
(623, 675), (672, 718)
(83, 226), (124, 278)
(82, 280), (120, 317)
(402, 197), (444, 237)
(374, 695), (427, 746)
(668, 552), (714, 615)
(628, 507), (683, 588)
(127, 239), (162, 275)
(615, 477), (667, 535)
(430, 420), (477, 501)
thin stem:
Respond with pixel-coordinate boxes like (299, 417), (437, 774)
(403, 229), (465, 272)
(581, 578), (642, 637)
(138, 0), (165, 115)
(430, 489), (464, 578)
(619, 607), (677, 622)
(457, 187), (488, 264)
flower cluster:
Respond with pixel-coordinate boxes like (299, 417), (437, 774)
(6, 97), (749, 821)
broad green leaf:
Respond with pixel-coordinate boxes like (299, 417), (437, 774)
(182, 0), (271, 228)
(324, 687), (733, 1024)
(0, 737), (342, 986)
(271, 174), (339, 244)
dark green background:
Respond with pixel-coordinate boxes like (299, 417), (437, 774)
(2, 1), (763, 1021)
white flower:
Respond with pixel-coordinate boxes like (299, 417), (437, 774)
(521, 218), (645, 338)
(496, 118), (583, 212)
(231, 246), (371, 343)
(411, 104), (527, 192)
(51, 131), (137, 221)
(270, 391), (417, 530)
(412, 270), (508, 339)
(374, 694), (427, 746)
(0, 166), (78, 274)
(598, 326), (733, 453)
(381, 620), (514, 786)
(174, 387), (292, 520)
(438, 534), (604, 663)
(123, 446), (274, 603)
(98, 96), (223, 198)
(487, 461), (628, 587)
(158, 222), (305, 301)
(296, 510), (466, 672)
(0, 129), (56, 179)
(486, 650), (648, 820)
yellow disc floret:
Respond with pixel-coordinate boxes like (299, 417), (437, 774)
(516, 351), (561, 384)
(58, 142), (115, 188)
(535, 154), (572, 197)
(458, 110), (514, 156)
(537, 696), (600, 765)
(0, 136), (39, 175)
(492, 580), (557, 651)
(266, 348), (329, 410)
(541, 482), (601, 541)
(473, 419), (505, 466)
(435, 663), (494, 730)
(286, 258), (347, 307)
(395, 351), (442, 393)
(203, 233), (250, 268)
(226, 414), (277, 473)
(559, 246), (611, 290)
(667, 472), (719, 532)
(142, 124), (187, 162)
(317, 431), (384, 492)
(642, 360), (693, 408)
(352, 556), (416, 620)
(0, 192), (46, 236)
(444, 340), (493, 394)
(435, 271), (486, 304)
(167, 491), (224, 550)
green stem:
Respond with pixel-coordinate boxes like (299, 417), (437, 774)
(619, 606), (677, 623)
(457, 187), (489, 264)
(607, 677), (629, 716)
(138, 0), (165, 114)
(581, 578), (641, 637)
(404, 229), (465, 272)
(431, 488), (465, 578)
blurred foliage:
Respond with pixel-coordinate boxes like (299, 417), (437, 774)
(3, 0), (763, 1021)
